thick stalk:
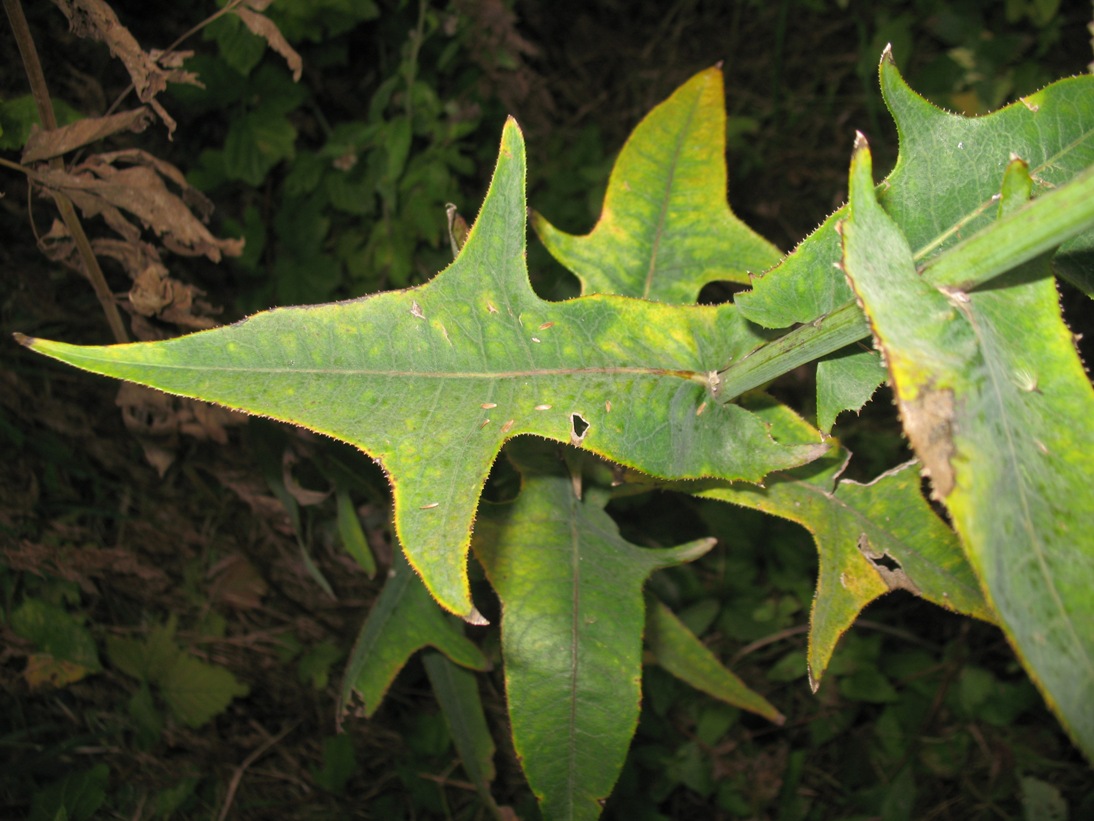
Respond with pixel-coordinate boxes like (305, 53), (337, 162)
(3, 0), (129, 343)
(714, 302), (871, 403)
(716, 163), (1094, 403)
(921, 162), (1094, 292)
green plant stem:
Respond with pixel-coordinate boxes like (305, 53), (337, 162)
(716, 163), (1094, 403)
(921, 162), (1094, 292)
(3, 0), (129, 344)
(715, 302), (872, 403)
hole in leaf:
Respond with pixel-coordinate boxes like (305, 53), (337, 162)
(869, 552), (902, 572)
(570, 413), (589, 445)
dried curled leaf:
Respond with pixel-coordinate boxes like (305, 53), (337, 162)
(22, 107), (153, 163)
(50, 0), (200, 133)
(116, 382), (246, 476)
(38, 224), (219, 334)
(33, 149), (243, 261)
(232, 7), (302, 82)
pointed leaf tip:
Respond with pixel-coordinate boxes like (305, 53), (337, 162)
(465, 607), (489, 627)
(13, 332), (34, 348)
(881, 43), (894, 64)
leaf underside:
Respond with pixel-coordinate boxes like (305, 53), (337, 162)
(474, 447), (714, 820)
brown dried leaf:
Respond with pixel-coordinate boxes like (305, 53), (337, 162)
(50, 0), (200, 133)
(117, 383), (246, 475)
(233, 8), (303, 82)
(2, 539), (171, 597)
(282, 449), (331, 507)
(218, 470), (295, 537)
(35, 227), (220, 333)
(37, 218), (77, 263)
(33, 150), (244, 261)
(22, 107), (153, 163)
(209, 555), (269, 610)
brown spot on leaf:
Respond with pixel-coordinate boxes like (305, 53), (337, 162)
(22, 108), (153, 163)
(898, 387), (956, 499)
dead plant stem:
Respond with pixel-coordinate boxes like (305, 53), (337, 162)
(3, 0), (129, 343)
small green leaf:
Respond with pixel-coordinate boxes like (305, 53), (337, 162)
(128, 681), (164, 748)
(310, 734), (357, 795)
(840, 135), (1094, 758)
(207, 13), (267, 76)
(338, 547), (489, 719)
(297, 639), (344, 690)
(224, 107), (297, 185)
(532, 67), (780, 303)
(645, 595), (784, 725)
(336, 488), (376, 577)
(1020, 776), (1068, 821)
(29, 764), (109, 821)
(474, 447), (714, 820)
(11, 599), (101, 685)
(158, 650), (250, 729)
(423, 650), (500, 811)
(815, 348), (887, 433)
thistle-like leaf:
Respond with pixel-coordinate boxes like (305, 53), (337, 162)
(532, 67), (781, 304)
(473, 444), (715, 819)
(840, 136), (1094, 759)
(17, 118), (825, 618)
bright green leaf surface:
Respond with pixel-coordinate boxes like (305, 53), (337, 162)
(473, 451), (714, 820)
(645, 595), (784, 725)
(737, 50), (1094, 329)
(339, 548), (488, 719)
(19, 119), (824, 618)
(840, 138), (1094, 758)
(816, 348), (886, 433)
(691, 398), (993, 688)
(532, 68), (781, 303)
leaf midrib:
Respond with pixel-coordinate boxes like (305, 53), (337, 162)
(67, 358), (705, 381)
(960, 300), (1094, 681)
(642, 82), (701, 299)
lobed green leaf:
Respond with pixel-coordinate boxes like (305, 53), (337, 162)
(738, 49), (1094, 329)
(338, 547), (488, 720)
(532, 67), (781, 304)
(474, 448), (714, 819)
(18, 118), (824, 618)
(840, 137), (1094, 759)
(691, 397), (993, 687)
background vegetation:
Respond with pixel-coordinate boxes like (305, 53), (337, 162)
(2, 0), (1092, 818)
